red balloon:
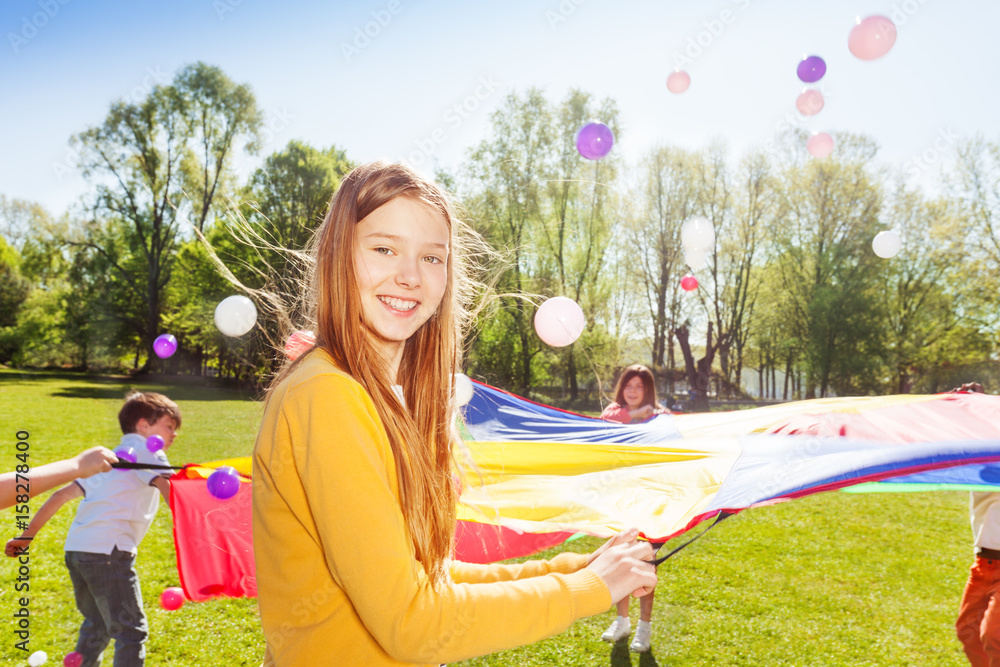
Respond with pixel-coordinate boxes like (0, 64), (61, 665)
(680, 275), (699, 292)
(63, 653), (83, 667)
(159, 586), (185, 611)
(284, 330), (316, 360)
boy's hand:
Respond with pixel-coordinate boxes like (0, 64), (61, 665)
(5, 537), (31, 557)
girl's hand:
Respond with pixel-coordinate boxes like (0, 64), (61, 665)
(586, 528), (639, 566)
(586, 539), (657, 604)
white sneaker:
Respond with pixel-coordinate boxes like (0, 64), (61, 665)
(601, 616), (631, 643)
(630, 621), (651, 652)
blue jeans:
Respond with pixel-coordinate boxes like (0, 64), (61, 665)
(65, 548), (148, 667)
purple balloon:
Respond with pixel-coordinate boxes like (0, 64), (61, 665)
(153, 333), (178, 359)
(797, 55), (826, 83)
(114, 446), (137, 465)
(146, 435), (165, 453)
(207, 466), (241, 500)
(575, 122), (614, 161)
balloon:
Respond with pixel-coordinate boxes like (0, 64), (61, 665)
(214, 295), (258, 337)
(680, 275), (699, 292)
(533, 297), (585, 347)
(146, 435), (165, 453)
(796, 55), (826, 83)
(872, 230), (902, 258)
(575, 122), (614, 160)
(681, 216), (715, 252)
(28, 651), (47, 667)
(806, 132), (834, 158)
(159, 586), (185, 611)
(153, 334), (177, 359)
(848, 15), (897, 61)
(63, 653), (83, 667)
(207, 466), (241, 500)
(796, 89), (825, 116)
(666, 71), (690, 94)
(114, 447), (137, 465)
(684, 247), (709, 271)
(454, 373), (474, 407)
(284, 330), (316, 360)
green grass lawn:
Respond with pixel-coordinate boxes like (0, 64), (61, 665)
(0, 370), (975, 666)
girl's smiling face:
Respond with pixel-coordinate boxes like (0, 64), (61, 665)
(353, 197), (450, 368)
(622, 375), (646, 409)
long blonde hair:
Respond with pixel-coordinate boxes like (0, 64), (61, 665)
(297, 161), (468, 584)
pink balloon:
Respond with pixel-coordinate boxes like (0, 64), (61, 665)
(848, 15), (897, 61)
(680, 275), (698, 292)
(533, 297), (585, 347)
(666, 71), (690, 94)
(63, 653), (83, 667)
(796, 89), (825, 116)
(159, 586), (185, 611)
(284, 330), (316, 360)
(806, 132), (834, 158)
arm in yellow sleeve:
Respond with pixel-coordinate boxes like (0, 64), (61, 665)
(289, 374), (610, 665)
(448, 551), (589, 584)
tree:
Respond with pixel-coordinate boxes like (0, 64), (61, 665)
(69, 62), (262, 371)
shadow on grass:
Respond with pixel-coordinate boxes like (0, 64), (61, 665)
(610, 642), (660, 667)
(1, 369), (260, 402)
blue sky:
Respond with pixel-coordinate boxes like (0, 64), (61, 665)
(2, 0), (998, 217)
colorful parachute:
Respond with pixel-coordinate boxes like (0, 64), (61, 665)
(168, 383), (1000, 600)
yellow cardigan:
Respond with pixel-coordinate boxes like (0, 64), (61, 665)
(253, 351), (610, 666)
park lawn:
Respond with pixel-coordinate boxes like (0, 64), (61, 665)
(0, 370), (974, 666)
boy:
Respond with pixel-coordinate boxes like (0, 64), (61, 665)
(6, 392), (180, 667)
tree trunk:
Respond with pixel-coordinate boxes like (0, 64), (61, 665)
(674, 323), (714, 412)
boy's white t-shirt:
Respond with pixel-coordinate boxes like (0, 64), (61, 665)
(971, 492), (1000, 552)
(64, 432), (171, 555)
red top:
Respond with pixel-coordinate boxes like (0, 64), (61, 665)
(600, 403), (632, 424)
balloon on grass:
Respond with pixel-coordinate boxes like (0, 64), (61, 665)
(575, 122), (614, 160)
(28, 651), (47, 666)
(666, 71), (691, 94)
(534, 297), (585, 347)
(872, 230), (902, 258)
(454, 373), (474, 407)
(159, 587), (185, 611)
(849, 15), (897, 60)
(214, 295), (258, 337)
(207, 466), (241, 500)
(680, 275), (699, 292)
(63, 653), (83, 667)
(146, 435), (165, 454)
(796, 89), (825, 116)
(806, 132), (834, 158)
(153, 334), (177, 359)
(797, 55), (827, 83)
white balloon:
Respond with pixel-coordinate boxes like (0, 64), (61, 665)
(684, 247), (709, 271)
(872, 230), (902, 259)
(214, 295), (258, 337)
(454, 373), (474, 406)
(681, 216), (715, 252)
(533, 296), (586, 347)
(28, 651), (48, 667)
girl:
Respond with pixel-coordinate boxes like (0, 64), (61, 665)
(252, 162), (656, 666)
(599, 364), (667, 652)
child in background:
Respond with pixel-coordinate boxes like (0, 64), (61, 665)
(599, 363), (666, 652)
(6, 392), (179, 667)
